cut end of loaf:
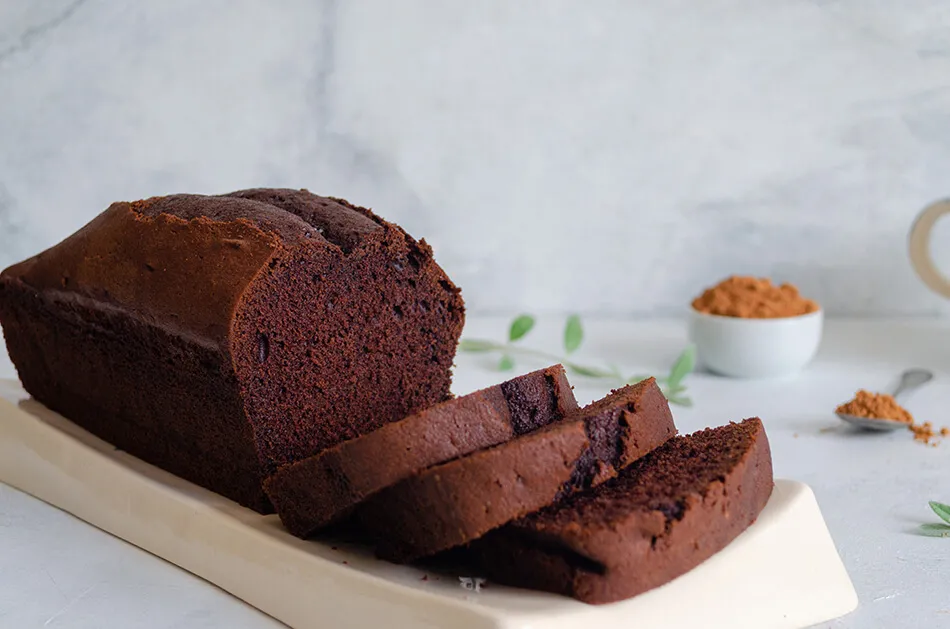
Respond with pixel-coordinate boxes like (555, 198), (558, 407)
(232, 226), (464, 474)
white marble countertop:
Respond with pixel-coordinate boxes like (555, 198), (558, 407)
(2, 316), (950, 628)
(6, 2), (950, 319)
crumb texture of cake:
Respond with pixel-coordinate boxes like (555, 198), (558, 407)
(359, 378), (676, 563)
(471, 417), (774, 604)
(264, 364), (579, 537)
(0, 189), (464, 512)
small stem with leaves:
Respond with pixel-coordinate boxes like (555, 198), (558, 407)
(458, 315), (696, 407)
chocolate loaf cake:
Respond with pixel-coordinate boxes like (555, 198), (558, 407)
(360, 378), (675, 563)
(264, 365), (578, 537)
(0, 189), (464, 512)
(471, 418), (773, 604)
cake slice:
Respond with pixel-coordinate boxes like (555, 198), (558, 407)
(264, 364), (578, 537)
(0, 189), (464, 512)
(359, 378), (675, 563)
(470, 418), (773, 604)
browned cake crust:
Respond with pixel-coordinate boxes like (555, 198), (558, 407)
(359, 378), (675, 563)
(471, 418), (774, 604)
(264, 365), (579, 537)
(0, 189), (464, 512)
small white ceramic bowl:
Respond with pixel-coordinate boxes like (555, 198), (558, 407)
(687, 308), (824, 379)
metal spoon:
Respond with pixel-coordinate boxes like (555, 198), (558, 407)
(836, 368), (934, 431)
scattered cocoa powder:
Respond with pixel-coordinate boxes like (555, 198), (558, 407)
(911, 421), (943, 446)
(836, 390), (913, 424)
(691, 276), (819, 318)
(906, 420), (947, 446)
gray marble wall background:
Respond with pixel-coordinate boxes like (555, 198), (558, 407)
(3, 0), (950, 316)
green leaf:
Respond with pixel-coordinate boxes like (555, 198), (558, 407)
(667, 345), (697, 387)
(563, 315), (583, 354)
(930, 501), (950, 525)
(919, 523), (950, 537)
(665, 383), (687, 395)
(508, 315), (536, 342)
(498, 354), (515, 371)
(568, 363), (616, 379)
(458, 339), (500, 353)
(668, 394), (693, 407)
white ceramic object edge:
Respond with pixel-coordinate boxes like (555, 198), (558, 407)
(0, 380), (857, 629)
(688, 308), (824, 378)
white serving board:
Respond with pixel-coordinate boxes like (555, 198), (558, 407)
(0, 380), (857, 629)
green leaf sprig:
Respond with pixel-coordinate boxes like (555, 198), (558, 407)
(921, 501), (950, 537)
(458, 314), (696, 406)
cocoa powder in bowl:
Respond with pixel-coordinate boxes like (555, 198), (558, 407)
(692, 276), (819, 319)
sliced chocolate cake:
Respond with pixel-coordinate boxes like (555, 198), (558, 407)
(0, 189), (464, 512)
(470, 418), (774, 604)
(359, 378), (676, 563)
(264, 365), (578, 537)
